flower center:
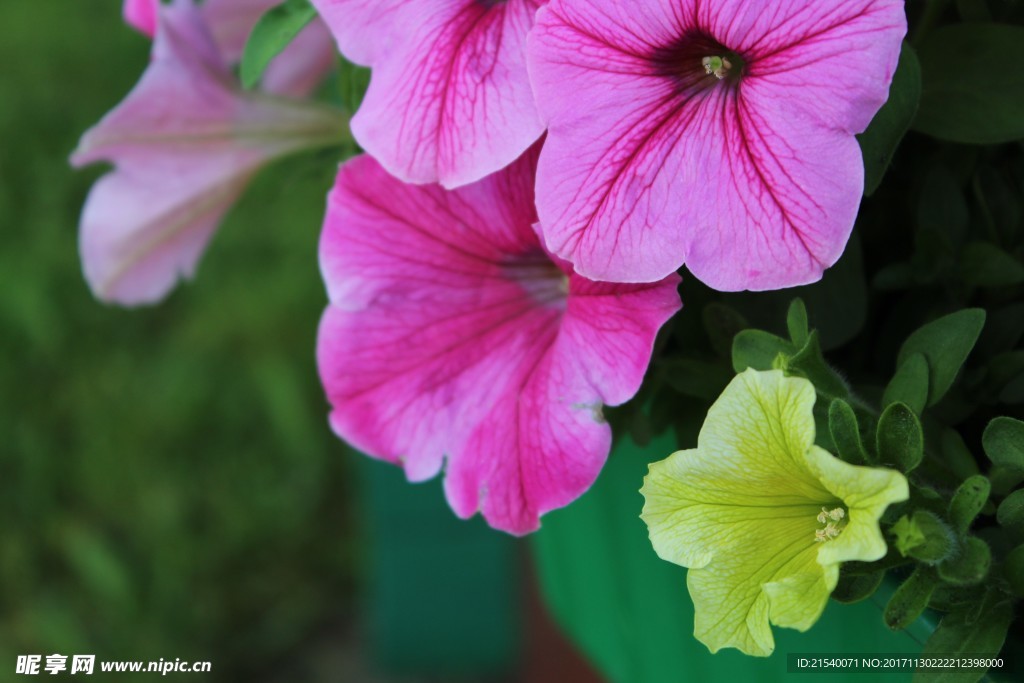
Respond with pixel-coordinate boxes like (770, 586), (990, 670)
(813, 506), (848, 543)
(649, 31), (746, 94)
(701, 56), (733, 80)
(502, 252), (569, 309)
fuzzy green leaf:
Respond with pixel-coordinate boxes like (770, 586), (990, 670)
(885, 566), (936, 631)
(883, 353), (929, 415)
(996, 489), (1024, 538)
(913, 592), (1012, 683)
(877, 403), (924, 472)
(731, 330), (795, 373)
(939, 429), (981, 481)
(948, 475), (990, 536)
(937, 536), (991, 586)
(897, 309), (985, 407)
(786, 299), (809, 347)
(788, 331), (849, 400)
(892, 511), (955, 564)
(1005, 544), (1024, 597)
(832, 569), (884, 604)
(828, 399), (871, 465)
(982, 417), (1024, 472)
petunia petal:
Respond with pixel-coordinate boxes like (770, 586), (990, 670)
(806, 445), (909, 565)
(530, 0), (906, 288)
(73, 0), (344, 305)
(695, 0), (906, 133)
(317, 151), (680, 534)
(641, 369), (908, 656)
(311, 0), (546, 188)
(124, 0), (159, 37)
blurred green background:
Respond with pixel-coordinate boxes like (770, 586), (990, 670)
(0, 4), (532, 681)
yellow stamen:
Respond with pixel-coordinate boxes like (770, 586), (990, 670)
(701, 55), (732, 80)
(813, 507), (847, 543)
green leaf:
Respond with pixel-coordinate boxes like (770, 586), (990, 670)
(877, 402), (924, 472)
(240, 0), (318, 90)
(986, 351), (1024, 405)
(959, 242), (1024, 287)
(982, 417), (1024, 471)
(787, 331), (849, 400)
(939, 428), (981, 480)
(996, 489), (1024, 538)
(948, 476), (990, 536)
(1005, 544), (1024, 597)
(727, 234), (868, 351)
(659, 358), (732, 401)
(892, 511), (956, 564)
(913, 592), (1012, 683)
(897, 309), (986, 406)
(832, 568), (884, 604)
(858, 43), (921, 195)
(914, 23), (1024, 144)
(785, 298), (809, 347)
(702, 303), (749, 359)
(937, 536), (991, 586)
(731, 329), (795, 373)
(335, 58), (371, 114)
(883, 352), (929, 415)
(884, 566), (936, 631)
(828, 399), (871, 465)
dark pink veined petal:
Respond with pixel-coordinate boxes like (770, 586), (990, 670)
(529, 0), (905, 288)
(310, 0), (546, 188)
(73, 0), (344, 305)
(690, 0), (906, 132)
(317, 150), (680, 534)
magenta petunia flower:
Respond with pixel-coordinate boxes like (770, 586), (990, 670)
(73, 0), (345, 305)
(309, 0), (547, 188)
(122, 0), (336, 97)
(316, 148), (681, 534)
(528, 0), (906, 289)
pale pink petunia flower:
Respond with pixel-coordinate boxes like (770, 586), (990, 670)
(73, 0), (345, 305)
(309, 0), (547, 188)
(529, 0), (906, 289)
(316, 148), (681, 535)
(122, 0), (337, 97)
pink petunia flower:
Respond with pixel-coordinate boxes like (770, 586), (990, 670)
(309, 0), (547, 188)
(73, 0), (345, 305)
(529, 0), (906, 289)
(124, 0), (159, 37)
(122, 0), (337, 97)
(316, 147), (681, 534)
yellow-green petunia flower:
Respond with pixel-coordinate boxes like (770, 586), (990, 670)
(640, 369), (909, 657)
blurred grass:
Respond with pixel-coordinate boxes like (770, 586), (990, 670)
(0, 4), (359, 680)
